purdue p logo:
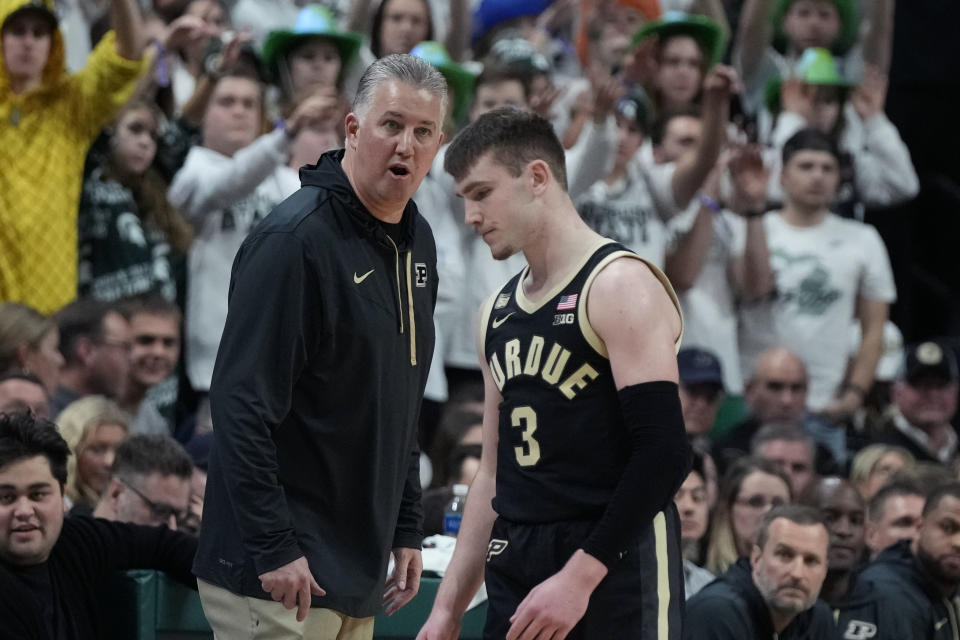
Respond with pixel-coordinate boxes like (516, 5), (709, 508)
(415, 263), (428, 287)
(843, 621), (877, 640)
(486, 539), (508, 562)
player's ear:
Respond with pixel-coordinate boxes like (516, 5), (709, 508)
(528, 159), (550, 195)
(344, 113), (360, 150)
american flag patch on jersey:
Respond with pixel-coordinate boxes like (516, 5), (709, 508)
(557, 294), (578, 310)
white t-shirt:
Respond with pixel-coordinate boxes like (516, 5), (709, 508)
(575, 162), (678, 268)
(670, 209), (747, 393)
(738, 213), (896, 409)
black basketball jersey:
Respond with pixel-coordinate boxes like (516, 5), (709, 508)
(481, 239), (682, 524)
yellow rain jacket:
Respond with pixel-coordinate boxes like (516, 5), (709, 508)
(0, 0), (145, 313)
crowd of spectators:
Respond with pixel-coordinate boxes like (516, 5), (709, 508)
(1, 0), (959, 637)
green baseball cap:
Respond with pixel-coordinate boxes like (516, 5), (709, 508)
(772, 0), (857, 55)
(262, 5), (362, 80)
(631, 11), (728, 67)
(410, 41), (477, 123)
(764, 47), (854, 112)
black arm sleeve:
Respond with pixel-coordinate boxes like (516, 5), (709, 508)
(392, 446), (425, 549)
(581, 381), (692, 568)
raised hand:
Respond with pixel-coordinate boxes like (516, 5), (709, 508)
(850, 65), (888, 122)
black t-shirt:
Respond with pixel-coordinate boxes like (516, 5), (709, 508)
(8, 564), (67, 640)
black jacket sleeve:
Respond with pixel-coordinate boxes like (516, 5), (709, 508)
(392, 447), (424, 549)
(682, 593), (752, 640)
(208, 231), (324, 575)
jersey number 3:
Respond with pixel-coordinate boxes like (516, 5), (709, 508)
(511, 406), (541, 466)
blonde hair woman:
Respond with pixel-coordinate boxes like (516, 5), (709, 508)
(57, 396), (131, 512)
(850, 444), (915, 501)
(0, 302), (64, 394)
(706, 456), (792, 575)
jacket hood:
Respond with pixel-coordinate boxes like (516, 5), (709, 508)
(299, 149), (418, 250)
(872, 540), (948, 600)
(0, 0), (66, 93)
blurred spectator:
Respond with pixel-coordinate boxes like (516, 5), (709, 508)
(261, 5), (359, 112)
(876, 341), (960, 464)
(0, 372), (48, 418)
(427, 407), (482, 489)
(0, 302), (63, 395)
(422, 442), (481, 537)
(366, 0), (433, 58)
(739, 130), (895, 453)
(168, 69), (327, 405)
(56, 395), (129, 515)
(685, 505), (833, 639)
(51, 299), (131, 416)
(678, 346), (726, 442)
(733, 0), (894, 114)
(93, 433), (193, 531)
(231, 0), (302, 46)
(578, 65), (739, 269)
(850, 443), (915, 501)
(706, 456), (791, 575)
(676, 449), (714, 599)
(119, 295), (181, 435)
(848, 320), (904, 443)
(665, 115), (747, 397)
(0, 0), (146, 314)
(865, 479), (924, 558)
(0, 411), (197, 639)
(168, 0), (231, 111)
(410, 40), (475, 131)
(751, 423), (816, 497)
(798, 476), (865, 605)
(712, 346), (808, 471)
(838, 483), (960, 639)
(763, 49), (919, 220)
(630, 11), (728, 111)
(181, 430), (211, 535)
(78, 98), (192, 303)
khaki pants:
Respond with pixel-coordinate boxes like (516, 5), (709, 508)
(198, 579), (375, 640)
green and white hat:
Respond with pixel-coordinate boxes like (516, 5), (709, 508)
(410, 41), (477, 122)
(764, 47), (854, 112)
(262, 5), (362, 81)
(631, 11), (728, 67)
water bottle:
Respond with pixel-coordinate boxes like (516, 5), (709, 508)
(443, 484), (469, 536)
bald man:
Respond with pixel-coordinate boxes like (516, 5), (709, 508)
(800, 477), (867, 606)
(712, 348), (810, 471)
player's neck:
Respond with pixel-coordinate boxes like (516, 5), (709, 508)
(521, 202), (603, 299)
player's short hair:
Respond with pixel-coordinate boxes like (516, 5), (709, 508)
(782, 128), (840, 165)
(922, 482), (960, 517)
(445, 108), (568, 191)
(868, 479), (923, 522)
(755, 504), (826, 550)
(111, 434), (193, 482)
(0, 412), (70, 486)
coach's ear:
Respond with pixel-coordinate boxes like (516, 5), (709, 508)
(344, 112), (360, 150)
(528, 159), (550, 196)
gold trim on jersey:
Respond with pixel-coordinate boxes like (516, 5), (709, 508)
(577, 252), (684, 359)
(654, 511), (671, 640)
(477, 289), (500, 366)
(513, 237), (614, 314)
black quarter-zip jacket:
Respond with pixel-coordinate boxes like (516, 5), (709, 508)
(193, 150), (438, 618)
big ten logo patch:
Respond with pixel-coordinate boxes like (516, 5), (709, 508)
(486, 539), (508, 562)
(415, 262), (428, 287)
(553, 313), (574, 326)
(843, 621), (877, 640)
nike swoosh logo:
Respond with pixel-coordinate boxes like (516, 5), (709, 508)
(936, 619), (948, 631)
(492, 312), (515, 329)
(353, 269), (374, 284)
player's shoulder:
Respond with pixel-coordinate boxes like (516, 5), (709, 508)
(589, 255), (672, 309)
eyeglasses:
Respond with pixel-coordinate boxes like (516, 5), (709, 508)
(118, 478), (188, 526)
(735, 495), (787, 511)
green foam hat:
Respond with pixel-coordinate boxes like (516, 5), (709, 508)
(262, 5), (363, 80)
(631, 11), (728, 67)
(410, 41), (477, 123)
(764, 47), (854, 112)
(772, 0), (857, 55)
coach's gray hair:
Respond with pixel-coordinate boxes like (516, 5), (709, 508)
(352, 54), (448, 121)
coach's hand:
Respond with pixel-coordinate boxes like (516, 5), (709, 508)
(384, 547), (423, 615)
(506, 550), (607, 640)
(259, 556), (325, 622)
(416, 607), (462, 640)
